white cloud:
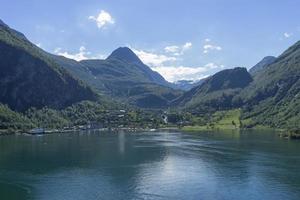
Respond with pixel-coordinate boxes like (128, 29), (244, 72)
(204, 38), (211, 42)
(54, 46), (106, 61)
(130, 46), (223, 82)
(183, 42), (192, 50)
(152, 63), (223, 82)
(284, 32), (292, 38)
(132, 49), (177, 66)
(164, 45), (180, 53)
(164, 42), (192, 56)
(89, 10), (115, 29)
(204, 62), (224, 69)
(203, 44), (222, 54)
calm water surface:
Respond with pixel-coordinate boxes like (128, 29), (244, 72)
(0, 130), (299, 200)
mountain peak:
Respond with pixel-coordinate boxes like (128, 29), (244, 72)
(205, 67), (253, 92)
(261, 56), (276, 61)
(107, 47), (142, 64)
(249, 56), (276, 74)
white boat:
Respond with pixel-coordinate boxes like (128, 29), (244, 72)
(29, 128), (45, 135)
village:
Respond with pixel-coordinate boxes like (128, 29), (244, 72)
(27, 109), (178, 135)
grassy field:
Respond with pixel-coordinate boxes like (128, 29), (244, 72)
(182, 109), (242, 131)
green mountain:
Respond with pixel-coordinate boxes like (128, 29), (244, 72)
(249, 56), (276, 75)
(3, 18), (300, 129)
(172, 41), (300, 129)
(0, 20), (97, 111)
(53, 47), (182, 108)
(174, 67), (253, 112)
(107, 47), (169, 86)
(0, 103), (33, 131)
(239, 41), (300, 128)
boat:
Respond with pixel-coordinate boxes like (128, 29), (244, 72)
(28, 128), (45, 135)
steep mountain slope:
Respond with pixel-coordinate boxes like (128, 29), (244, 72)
(174, 67), (253, 111)
(54, 47), (182, 108)
(240, 41), (300, 128)
(0, 20), (97, 111)
(249, 56), (276, 75)
(107, 47), (170, 87)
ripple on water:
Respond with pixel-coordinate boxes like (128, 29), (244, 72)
(0, 131), (300, 200)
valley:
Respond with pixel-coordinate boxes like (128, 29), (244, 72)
(1, 19), (300, 134)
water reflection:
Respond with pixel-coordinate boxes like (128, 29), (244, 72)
(118, 131), (125, 155)
(0, 131), (299, 200)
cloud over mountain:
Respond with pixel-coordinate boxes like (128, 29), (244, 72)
(89, 10), (115, 29)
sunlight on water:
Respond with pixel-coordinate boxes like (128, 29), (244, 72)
(0, 130), (299, 200)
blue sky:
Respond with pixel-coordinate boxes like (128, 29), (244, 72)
(1, 0), (300, 82)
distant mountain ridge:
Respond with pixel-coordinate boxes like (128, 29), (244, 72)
(52, 47), (182, 108)
(107, 47), (143, 64)
(106, 47), (171, 87)
(173, 78), (207, 91)
(249, 56), (276, 75)
(2, 18), (300, 129)
(174, 40), (300, 128)
(173, 67), (253, 110)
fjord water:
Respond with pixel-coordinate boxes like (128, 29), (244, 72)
(0, 131), (299, 200)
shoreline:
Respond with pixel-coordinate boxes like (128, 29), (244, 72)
(0, 126), (286, 137)
(0, 127), (170, 136)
